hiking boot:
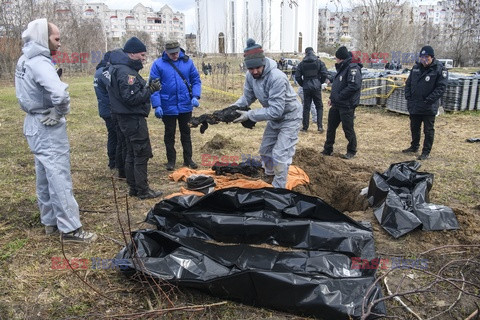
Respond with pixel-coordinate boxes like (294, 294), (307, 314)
(417, 153), (430, 160)
(60, 228), (97, 244)
(342, 152), (356, 160)
(402, 147), (418, 153)
(183, 160), (198, 169)
(318, 128), (324, 133)
(321, 149), (332, 156)
(166, 162), (175, 171)
(301, 128), (308, 132)
(137, 188), (163, 200)
(45, 225), (59, 236)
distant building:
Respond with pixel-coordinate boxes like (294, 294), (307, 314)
(195, 0), (320, 54)
(318, 8), (353, 48)
(81, 2), (185, 46)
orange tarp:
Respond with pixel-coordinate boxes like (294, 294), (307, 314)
(165, 165), (309, 199)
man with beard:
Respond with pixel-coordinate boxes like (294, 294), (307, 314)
(232, 39), (302, 188)
(15, 19), (96, 243)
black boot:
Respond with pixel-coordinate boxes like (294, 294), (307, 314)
(183, 159), (198, 169)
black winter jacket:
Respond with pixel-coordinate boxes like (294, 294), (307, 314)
(405, 59), (448, 115)
(107, 49), (151, 116)
(295, 53), (328, 90)
(330, 57), (363, 108)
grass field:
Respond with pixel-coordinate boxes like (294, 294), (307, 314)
(0, 69), (479, 319)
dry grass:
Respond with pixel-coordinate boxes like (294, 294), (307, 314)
(0, 61), (479, 319)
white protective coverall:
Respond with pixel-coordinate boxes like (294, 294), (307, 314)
(15, 19), (82, 233)
(234, 57), (302, 188)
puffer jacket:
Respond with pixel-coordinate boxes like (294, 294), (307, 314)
(15, 18), (70, 115)
(149, 49), (201, 116)
(405, 59), (448, 115)
(234, 57), (302, 122)
(330, 57), (363, 108)
(295, 53), (328, 90)
(107, 49), (151, 117)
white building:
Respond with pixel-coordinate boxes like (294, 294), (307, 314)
(195, 0), (320, 54)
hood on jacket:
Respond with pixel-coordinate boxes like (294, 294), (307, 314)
(302, 52), (318, 63)
(96, 51), (111, 70)
(109, 49), (143, 71)
(257, 57), (276, 79)
(21, 18), (50, 59)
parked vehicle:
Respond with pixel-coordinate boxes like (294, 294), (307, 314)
(438, 59), (454, 69)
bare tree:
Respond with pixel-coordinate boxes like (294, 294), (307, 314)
(351, 0), (416, 58)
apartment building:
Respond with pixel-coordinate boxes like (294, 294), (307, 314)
(81, 2), (185, 46)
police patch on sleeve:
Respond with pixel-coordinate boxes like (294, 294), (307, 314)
(127, 75), (136, 85)
(442, 70), (448, 78)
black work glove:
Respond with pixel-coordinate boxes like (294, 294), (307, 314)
(148, 79), (161, 93)
(56, 68), (63, 78)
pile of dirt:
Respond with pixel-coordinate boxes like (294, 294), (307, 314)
(200, 134), (240, 153)
(293, 147), (375, 212)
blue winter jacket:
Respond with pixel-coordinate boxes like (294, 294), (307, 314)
(149, 49), (201, 116)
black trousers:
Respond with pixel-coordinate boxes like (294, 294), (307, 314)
(303, 88), (323, 130)
(113, 114), (126, 177)
(323, 105), (357, 154)
(102, 116), (117, 169)
(117, 115), (153, 194)
(162, 112), (193, 164)
(409, 114), (435, 154)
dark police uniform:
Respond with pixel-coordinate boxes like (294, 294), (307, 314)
(323, 57), (362, 156)
(405, 59), (448, 156)
(295, 52), (328, 131)
(107, 49), (153, 196)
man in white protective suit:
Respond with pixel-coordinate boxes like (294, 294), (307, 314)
(232, 38), (302, 188)
(15, 19), (97, 243)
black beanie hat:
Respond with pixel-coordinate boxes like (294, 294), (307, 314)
(419, 45), (434, 57)
(244, 38), (265, 68)
(124, 37), (147, 53)
(335, 46), (349, 60)
(305, 47), (314, 54)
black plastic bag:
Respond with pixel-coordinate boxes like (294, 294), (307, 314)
(146, 187), (376, 258)
(116, 188), (387, 319)
(367, 161), (459, 238)
(117, 229), (386, 319)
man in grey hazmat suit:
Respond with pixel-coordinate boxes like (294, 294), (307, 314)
(232, 39), (302, 188)
(15, 19), (96, 243)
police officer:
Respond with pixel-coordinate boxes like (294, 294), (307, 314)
(321, 46), (363, 159)
(295, 47), (329, 132)
(403, 45), (448, 160)
(107, 37), (162, 199)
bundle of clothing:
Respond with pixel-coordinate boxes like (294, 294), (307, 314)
(211, 158), (263, 177)
(189, 105), (256, 133)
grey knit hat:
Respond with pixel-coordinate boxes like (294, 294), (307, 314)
(243, 38), (265, 68)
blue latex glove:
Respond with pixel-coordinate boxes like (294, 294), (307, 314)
(191, 97), (200, 108)
(154, 107), (163, 118)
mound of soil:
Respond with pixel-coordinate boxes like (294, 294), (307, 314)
(200, 134), (240, 153)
